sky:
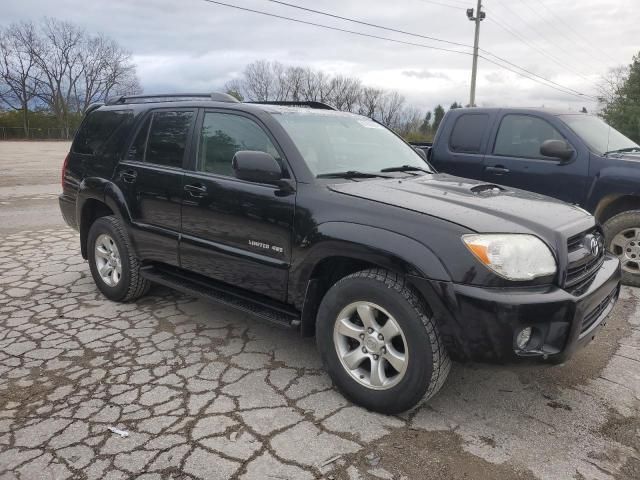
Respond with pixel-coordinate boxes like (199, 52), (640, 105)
(3, 0), (639, 113)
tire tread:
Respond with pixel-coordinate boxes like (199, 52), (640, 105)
(330, 268), (451, 408)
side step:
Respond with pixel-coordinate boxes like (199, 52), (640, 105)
(140, 265), (301, 329)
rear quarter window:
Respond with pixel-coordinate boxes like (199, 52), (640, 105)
(449, 113), (489, 154)
(73, 110), (133, 155)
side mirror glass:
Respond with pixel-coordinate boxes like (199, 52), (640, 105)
(232, 151), (283, 184)
(540, 139), (574, 162)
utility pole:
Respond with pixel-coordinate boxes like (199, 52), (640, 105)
(467, 0), (485, 107)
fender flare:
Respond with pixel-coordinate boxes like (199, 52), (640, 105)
(291, 221), (452, 309)
(76, 178), (133, 257)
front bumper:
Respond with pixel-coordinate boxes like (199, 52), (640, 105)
(410, 253), (621, 363)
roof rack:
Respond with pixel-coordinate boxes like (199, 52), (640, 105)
(105, 92), (240, 106)
(246, 101), (335, 110)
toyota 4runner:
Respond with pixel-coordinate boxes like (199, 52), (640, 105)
(59, 93), (621, 413)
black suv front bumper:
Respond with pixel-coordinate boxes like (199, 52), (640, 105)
(411, 253), (621, 363)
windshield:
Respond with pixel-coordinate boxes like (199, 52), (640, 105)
(272, 110), (431, 176)
(559, 114), (639, 155)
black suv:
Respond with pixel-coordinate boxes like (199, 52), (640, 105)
(60, 93), (621, 413)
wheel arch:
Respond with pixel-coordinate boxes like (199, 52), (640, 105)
(295, 222), (451, 337)
(77, 178), (133, 258)
(594, 194), (640, 225)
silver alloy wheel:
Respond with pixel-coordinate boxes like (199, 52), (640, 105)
(333, 301), (408, 390)
(94, 233), (122, 287)
(610, 227), (640, 274)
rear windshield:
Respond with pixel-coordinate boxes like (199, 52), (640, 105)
(73, 109), (134, 155)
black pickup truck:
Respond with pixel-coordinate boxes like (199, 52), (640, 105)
(415, 108), (640, 286)
(60, 94), (620, 413)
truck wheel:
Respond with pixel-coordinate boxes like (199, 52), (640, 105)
(316, 268), (451, 414)
(87, 216), (150, 302)
(604, 210), (640, 287)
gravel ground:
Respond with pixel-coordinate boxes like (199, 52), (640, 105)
(0, 141), (638, 480)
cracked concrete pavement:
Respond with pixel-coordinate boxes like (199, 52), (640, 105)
(0, 141), (639, 480)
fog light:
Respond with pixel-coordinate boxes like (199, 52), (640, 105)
(516, 327), (533, 350)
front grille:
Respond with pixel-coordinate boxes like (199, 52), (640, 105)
(565, 228), (605, 295)
(581, 287), (617, 335)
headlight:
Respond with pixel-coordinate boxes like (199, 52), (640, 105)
(462, 234), (556, 281)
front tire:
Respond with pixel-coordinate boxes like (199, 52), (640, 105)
(603, 210), (640, 287)
(87, 216), (150, 302)
(316, 269), (450, 414)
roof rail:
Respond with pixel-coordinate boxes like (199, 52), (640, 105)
(84, 102), (105, 114)
(246, 101), (335, 111)
(105, 92), (240, 106)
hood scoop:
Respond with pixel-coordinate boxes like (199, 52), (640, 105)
(470, 184), (506, 196)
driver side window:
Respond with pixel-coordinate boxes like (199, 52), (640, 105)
(494, 115), (564, 159)
(198, 112), (281, 177)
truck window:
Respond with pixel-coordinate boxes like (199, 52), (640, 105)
(449, 113), (489, 153)
(127, 115), (151, 162)
(494, 114), (564, 159)
(145, 111), (194, 168)
(73, 110), (133, 155)
(198, 112), (280, 177)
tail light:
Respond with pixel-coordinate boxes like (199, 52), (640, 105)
(61, 152), (70, 189)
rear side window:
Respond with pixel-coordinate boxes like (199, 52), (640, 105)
(73, 110), (133, 155)
(198, 112), (280, 177)
(449, 114), (489, 153)
(144, 111), (195, 168)
(494, 114), (564, 159)
(127, 115), (151, 162)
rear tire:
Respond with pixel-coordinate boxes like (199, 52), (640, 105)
(87, 216), (150, 302)
(316, 268), (450, 414)
(603, 210), (640, 287)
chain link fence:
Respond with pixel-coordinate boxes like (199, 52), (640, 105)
(0, 127), (75, 140)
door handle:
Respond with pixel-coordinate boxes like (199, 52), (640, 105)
(485, 165), (510, 175)
(121, 169), (137, 183)
(184, 184), (207, 198)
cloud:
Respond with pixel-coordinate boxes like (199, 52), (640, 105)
(1, 0), (637, 111)
(402, 70), (451, 81)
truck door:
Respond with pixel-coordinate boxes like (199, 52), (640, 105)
(179, 109), (295, 302)
(429, 112), (491, 180)
(483, 113), (588, 204)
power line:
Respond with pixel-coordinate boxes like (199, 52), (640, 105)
(259, 0), (596, 98)
(263, 0), (472, 50)
(489, 0), (600, 76)
(530, 0), (613, 64)
(198, 0), (597, 100)
(414, 0), (468, 9)
(485, 16), (594, 84)
(513, 0), (609, 69)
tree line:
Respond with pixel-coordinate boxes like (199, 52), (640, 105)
(0, 18), (140, 137)
(598, 52), (640, 143)
(226, 60), (459, 141)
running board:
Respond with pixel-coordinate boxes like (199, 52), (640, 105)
(140, 265), (300, 329)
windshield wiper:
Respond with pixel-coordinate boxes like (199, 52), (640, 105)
(317, 170), (391, 179)
(380, 165), (432, 173)
(604, 147), (640, 155)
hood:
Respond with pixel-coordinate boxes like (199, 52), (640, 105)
(328, 173), (593, 238)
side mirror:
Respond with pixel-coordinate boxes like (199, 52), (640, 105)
(232, 151), (283, 184)
(540, 139), (574, 162)
(414, 147), (428, 161)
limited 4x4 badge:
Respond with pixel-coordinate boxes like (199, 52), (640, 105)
(248, 239), (284, 254)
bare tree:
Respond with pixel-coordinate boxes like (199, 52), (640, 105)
(377, 91), (405, 128)
(597, 65), (630, 110)
(75, 34), (140, 111)
(358, 87), (383, 117)
(29, 18), (86, 136)
(0, 22), (39, 136)
(329, 75), (361, 112)
(243, 60), (275, 101)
